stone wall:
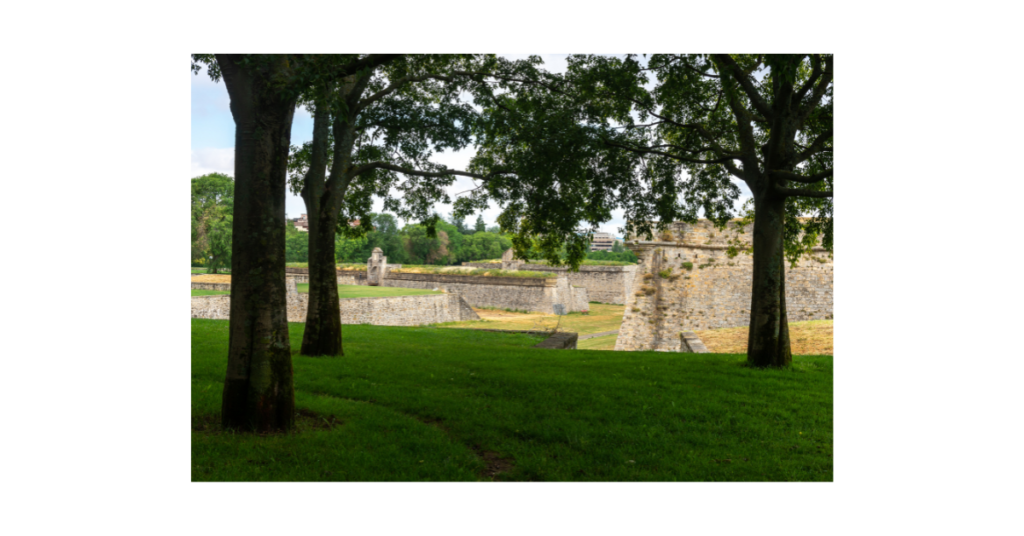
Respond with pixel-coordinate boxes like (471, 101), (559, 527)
(615, 220), (833, 352)
(462, 262), (636, 305)
(191, 291), (480, 326)
(371, 272), (587, 314)
(191, 282), (232, 291)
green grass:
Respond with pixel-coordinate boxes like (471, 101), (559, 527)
(191, 268), (230, 274)
(474, 259), (636, 266)
(439, 303), (626, 336)
(192, 319), (833, 481)
(294, 284), (441, 298)
(286, 263), (367, 271)
(191, 289), (231, 296)
(578, 333), (619, 351)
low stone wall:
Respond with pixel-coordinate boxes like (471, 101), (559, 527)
(376, 272), (586, 314)
(191, 292), (480, 326)
(191, 282), (231, 291)
(191, 294), (232, 319)
(462, 262), (636, 304)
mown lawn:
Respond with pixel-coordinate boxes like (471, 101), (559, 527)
(578, 333), (619, 351)
(191, 289), (230, 296)
(439, 303), (626, 336)
(294, 284), (442, 298)
(192, 319), (832, 481)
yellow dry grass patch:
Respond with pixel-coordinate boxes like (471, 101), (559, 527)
(191, 274), (232, 284)
(695, 320), (833, 355)
(441, 303), (626, 336)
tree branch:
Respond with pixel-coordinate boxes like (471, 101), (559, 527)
(770, 169), (832, 184)
(348, 161), (514, 182)
(794, 128), (833, 164)
(710, 54), (773, 120)
(602, 139), (740, 165)
(774, 185), (833, 198)
(336, 54), (403, 78)
(796, 55), (833, 127)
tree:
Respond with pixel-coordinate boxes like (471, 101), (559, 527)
(474, 214), (486, 234)
(467, 54), (833, 368)
(192, 54), (397, 432)
(191, 173), (234, 273)
(286, 54), (532, 356)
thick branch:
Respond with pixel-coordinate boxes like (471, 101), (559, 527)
(710, 54), (773, 120)
(774, 185), (833, 198)
(796, 55), (833, 126)
(794, 128), (833, 164)
(795, 54), (823, 104)
(770, 169), (832, 184)
(348, 161), (514, 182)
(335, 54), (403, 78)
(602, 139), (740, 165)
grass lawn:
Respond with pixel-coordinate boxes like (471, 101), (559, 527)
(578, 333), (619, 351)
(192, 319), (832, 481)
(439, 303), (626, 336)
(295, 283), (442, 298)
(697, 320), (833, 355)
(191, 289), (230, 296)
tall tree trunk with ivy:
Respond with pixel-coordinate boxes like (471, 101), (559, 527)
(217, 54), (297, 432)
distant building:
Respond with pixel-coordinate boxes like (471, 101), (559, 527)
(292, 214), (361, 232)
(590, 232), (615, 252)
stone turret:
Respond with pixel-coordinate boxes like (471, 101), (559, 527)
(500, 248), (523, 271)
(367, 247), (387, 286)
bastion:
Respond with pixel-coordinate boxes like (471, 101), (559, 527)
(615, 220), (833, 352)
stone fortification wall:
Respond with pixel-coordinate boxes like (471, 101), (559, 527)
(615, 220), (833, 352)
(191, 291), (480, 326)
(373, 272), (586, 314)
(191, 282), (232, 291)
(461, 262), (636, 305)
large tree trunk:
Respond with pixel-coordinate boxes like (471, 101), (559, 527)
(300, 208), (343, 356)
(217, 54), (297, 432)
(746, 193), (793, 368)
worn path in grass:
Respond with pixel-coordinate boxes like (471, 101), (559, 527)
(697, 320), (833, 355)
(192, 319), (832, 481)
(438, 303), (626, 336)
(296, 284), (441, 298)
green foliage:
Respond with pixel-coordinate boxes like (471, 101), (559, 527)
(681, 262), (694, 271)
(191, 173), (234, 273)
(658, 268), (673, 279)
(465, 54), (832, 270)
(193, 319), (833, 481)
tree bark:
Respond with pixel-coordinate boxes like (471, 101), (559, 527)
(217, 54), (297, 432)
(745, 192), (793, 368)
(300, 204), (343, 356)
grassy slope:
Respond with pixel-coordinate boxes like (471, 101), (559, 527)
(192, 319), (832, 481)
(697, 320), (834, 356)
(439, 303), (626, 336)
(295, 284), (441, 298)
(578, 333), (619, 351)
(191, 289), (230, 296)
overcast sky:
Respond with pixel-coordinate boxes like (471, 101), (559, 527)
(190, 54), (750, 238)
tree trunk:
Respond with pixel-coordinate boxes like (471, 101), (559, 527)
(217, 54), (297, 432)
(746, 193), (793, 367)
(300, 208), (343, 356)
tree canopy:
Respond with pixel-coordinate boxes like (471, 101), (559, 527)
(191, 173), (234, 273)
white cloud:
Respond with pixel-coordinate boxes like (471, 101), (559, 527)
(190, 148), (234, 178)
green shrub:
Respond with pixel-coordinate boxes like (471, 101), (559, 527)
(681, 262), (693, 271)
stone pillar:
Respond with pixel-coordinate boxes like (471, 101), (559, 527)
(367, 247), (387, 286)
(500, 248), (523, 271)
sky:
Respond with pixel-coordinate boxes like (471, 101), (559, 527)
(190, 54), (751, 238)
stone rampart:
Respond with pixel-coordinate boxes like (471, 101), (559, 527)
(615, 220), (833, 352)
(373, 272), (587, 314)
(191, 292), (480, 326)
(191, 282), (232, 291)
(461, 262), (636, 305)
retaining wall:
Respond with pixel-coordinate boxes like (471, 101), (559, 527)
(462, 262), (636, 304)
(373, 272), (587, 314)
(615, 220), (833, 352)
(191, 290), (480, 326)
